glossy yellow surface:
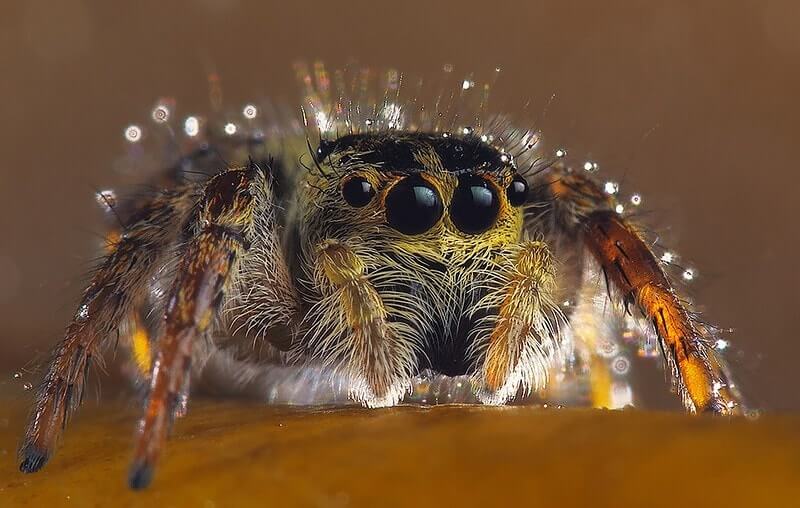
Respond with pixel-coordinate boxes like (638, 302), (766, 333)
(1, 399), (798, 507)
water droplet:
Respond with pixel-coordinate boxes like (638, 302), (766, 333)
(615, 204), (625, 214)
(597, 339), (619, 358)
(124, 125), (142, 143)
(23, 382), (33, 391)
(604, 181), (619, 195)
(365, 118), (374, 126)
(12, 372), (21, 380)
(714, 339), (729, 351)
(184, 116), (200, 137)
(630, 194), (642, 206)
(462, 79), (475, 90)
(224, 122), (237, 136)
(95, 189), (117, 211)
(461, 126), (473, 135)
(151, 105), (170, 124)
(612, 356), (631, 375)
(682, 268), (696, 281)
(242, 104), (258, 119)
(583, 161), (599, 172)
(555, 148), (567, 158)
(660, 251), (675, 263)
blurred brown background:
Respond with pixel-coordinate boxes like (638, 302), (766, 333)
(0, 0), (797, 411)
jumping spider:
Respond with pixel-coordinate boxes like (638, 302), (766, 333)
(19, 66), (742, 489)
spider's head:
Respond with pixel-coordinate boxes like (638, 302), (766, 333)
(305, 131), (529, 258)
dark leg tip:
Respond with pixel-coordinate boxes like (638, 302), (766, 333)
(128, 461), (154, 490)
(700, 397), (734, 416)
(18, 444), (50, 473)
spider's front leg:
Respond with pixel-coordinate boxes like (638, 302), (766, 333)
(472, 241), (563, 404)
(543, 167), (740, 414)
(309, 240), (414, 407)
(128, 163), (269, 489)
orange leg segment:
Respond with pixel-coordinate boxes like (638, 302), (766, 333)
(583, 210), (738, 414)
(128, 166), (261, 489)
(544, 166), (740, 414)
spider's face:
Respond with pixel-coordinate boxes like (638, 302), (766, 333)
(303, 132), (530, 260)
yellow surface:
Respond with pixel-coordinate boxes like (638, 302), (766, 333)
(1, 399), (799, 507)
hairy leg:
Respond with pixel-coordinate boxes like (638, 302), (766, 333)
(306, 239), (415, 407)
(471, 241), (562, 405)
(538, 165), (739, 414)
(19, 187), (198, 473)
(128, 162), (269, 489)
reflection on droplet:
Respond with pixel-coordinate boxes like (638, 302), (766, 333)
(661, 251), (675, 263)
(95, 189), (117, 211)
(242, 104), (258, 119)
(151, 105), (170, 124)
(604, 181), (619, 195)
(13, 372), (21, 380)
(555, 148), (567, 158)
(682, 268), (696, 281)
(23, 382), (33, 391)
(184, 116), (200, 137)
(630, 194), (642, 206)
(224, 123), (237, 136)
(462, 79), (474, 90)
(612, 356), (631, 375)
(615, 204), (625, 214)
(124, 125), (142, 143)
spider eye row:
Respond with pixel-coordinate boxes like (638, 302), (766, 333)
(341, 173), (528, 236)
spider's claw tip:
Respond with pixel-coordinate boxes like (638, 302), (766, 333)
(128, 461), (154, 490)
(18, 443), (50, 473)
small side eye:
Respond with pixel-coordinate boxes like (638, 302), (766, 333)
(341, 176), (375, 208)
(507, 175), (528, 207)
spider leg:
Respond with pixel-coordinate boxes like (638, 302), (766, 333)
(471, 241), (562, 405)
(128, 163), (266, 489)
(309, 239), (412, 407)
(18, 187), (198, 474)
(538, 166), (740, 414)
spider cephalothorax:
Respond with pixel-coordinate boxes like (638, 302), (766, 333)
(288, 132), (560, 408)
(19, 65), (743, 490)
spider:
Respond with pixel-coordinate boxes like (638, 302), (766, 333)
(18, 64), (742, 490)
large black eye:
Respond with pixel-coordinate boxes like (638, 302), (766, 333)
(449, 174), (500, 235)
(385, 175), (443, 235)
(341, 176), (375, 207)
(507, 175), (528, 207)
